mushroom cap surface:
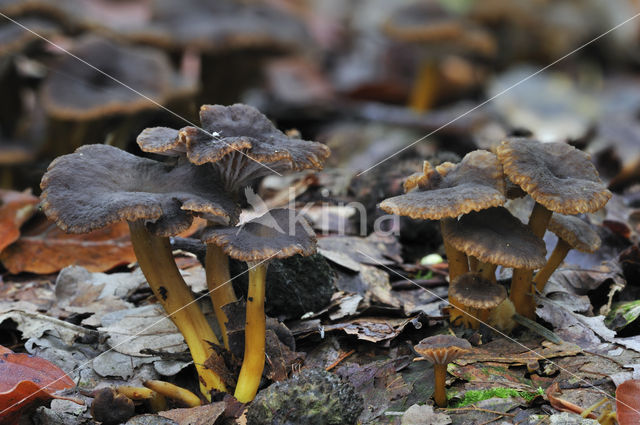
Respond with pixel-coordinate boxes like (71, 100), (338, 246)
(116, 0), (310, 52)
(414, 334), (471, 364)
(380, 150), (506, 220)
(41, 36), (193, 120)
(448, 273), (507, 310)
(441, 207), (547, 269)
(548, 214), (601, 253)
(496, 138), (611, 214)
(40, 144), (239, 236)
(138, 104), (330, 193)
(201, 209), (316, 263)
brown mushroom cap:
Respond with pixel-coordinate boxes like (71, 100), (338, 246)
(136, 127), (186, 156)
(0, 15), (60, 55)
(414, 334), (471, 364)
(138, 104), (330, 193)
(496, 138), (612, 215)
(380, 150), (506, 220)
(441, 207), (547, 269)
(383, 1), (496, 56)
(201, 209), (316, 263)
(40, 144), (239, 236)
(112, 0), (309, 53)
(449, 273), (507, 310)
(40, 36), (194, 120)
(548, 214), (601, 253)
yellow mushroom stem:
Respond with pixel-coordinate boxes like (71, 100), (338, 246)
(478, 262), (497, 282)
(143, 380), (201, 408)
(510, 202), (552, 319)
(433, 363), (448, 407)
(409, 60), (438, 112)
(206, 244), (238, 350)
(234, 262), (268, 403)
(533, 238), (571, 293)
(116, 386), (166, 412)
(128, 221), (226, 400)
(442, 224), (470, 327)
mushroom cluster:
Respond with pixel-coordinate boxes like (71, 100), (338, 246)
(40, 103), (330, 403)
(381, 138), (610, 326)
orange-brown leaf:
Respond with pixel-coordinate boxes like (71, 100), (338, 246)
(0, 217), (136, 274)
(0, 190), (39, 253)
(617, 379), (640, 425)
(0, 345), (75, 425)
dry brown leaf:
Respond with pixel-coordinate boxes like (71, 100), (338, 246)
(0, 189), (38, 253)
(0, 217), (136, 274)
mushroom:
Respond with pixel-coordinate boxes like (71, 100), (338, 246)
(414, 335), (472, 407)
(533, 214), (601, 292)
(201, 208), (317, 403)
(138, 103), (330, 349)
(442, 207), (547, 282)
(40, 35), (196, 156)
(40, 144), (239, 400)
(496, 138), (611, 318)
(448, 273), (507, 329)
(383, 1), (495, 111)
(380, 150), (506, 326)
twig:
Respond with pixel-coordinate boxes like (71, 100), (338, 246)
(325, 349), (355, 371)
(446, 406), (515, 417)
(477, 416), (505, 425)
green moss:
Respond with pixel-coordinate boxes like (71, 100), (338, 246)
(450, 387), (543, 408)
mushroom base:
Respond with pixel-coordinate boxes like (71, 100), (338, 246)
(128, 221), (226, 400)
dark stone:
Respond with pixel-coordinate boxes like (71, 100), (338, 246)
(230, 254), (335, 320)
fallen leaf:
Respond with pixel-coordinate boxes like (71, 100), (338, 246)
(0, 217), (136, 274)
(545, 382), (597, 419)
(456, 340), (582, 367)
(158, 402), (225, 425)
(0, 189), (38, 253)
(0, 345), (76, 425)
(0, 310), (95, 346)
(616, 379), (640, 425)
(324, 316), (419, 343)
(401, 403), (451, 425)
(99, 305), (187, 357)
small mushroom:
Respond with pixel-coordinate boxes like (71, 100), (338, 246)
(380, 150), (506, 326)
(202, 208), (316, 403)
(533, 214), (601, 292)
(138, 103), (329, 350)
(448, 273), (507, 329)
(40, 35), (196, 156)
(496, 138), (611, 318)
(40, 144), (239, 400)
(414, 335), (472, 407)
(383, 1), (495, 111)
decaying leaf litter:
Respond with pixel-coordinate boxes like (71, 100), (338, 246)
(2, 0), (640, 424)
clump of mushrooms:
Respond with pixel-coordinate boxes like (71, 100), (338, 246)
(40, 144), (239, 400)
(137, 103), (330, 351)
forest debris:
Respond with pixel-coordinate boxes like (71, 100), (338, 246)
(324, 316), (419, 343)
(99, 305), (187, 357)
(401, 403), (451, 425)
(0, 218), (136, 274)
(456, 340), (582, 366)
(158, 402), (225, 425)
(0, 189), (38, 252)
(0, 309), (95, 345)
